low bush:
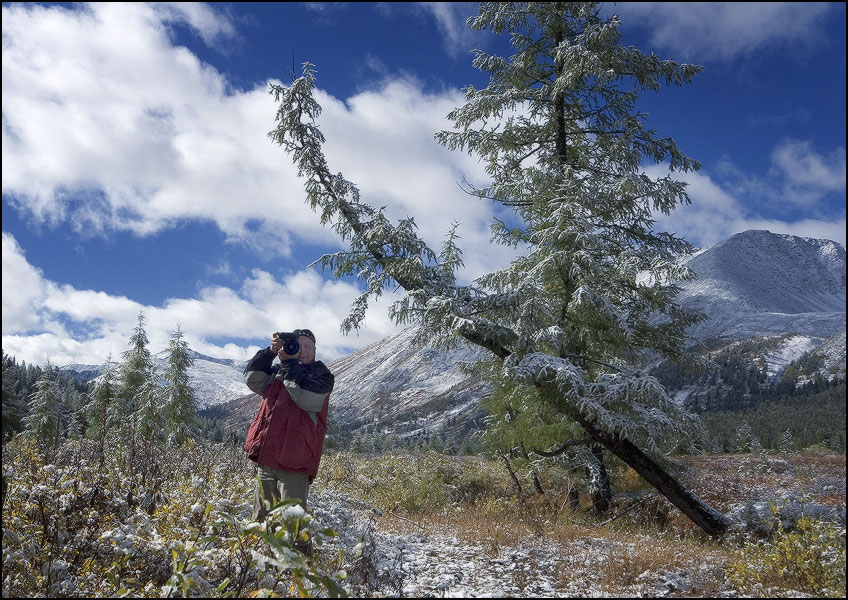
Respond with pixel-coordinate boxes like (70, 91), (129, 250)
(1, 436), (347, 598)
(725, 510), (846, 597)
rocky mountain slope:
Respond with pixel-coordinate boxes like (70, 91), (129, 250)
(61, 230), (846, 438)
(678, 230), (845, 341)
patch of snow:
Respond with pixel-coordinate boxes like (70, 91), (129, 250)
(762, 335), (822, 378)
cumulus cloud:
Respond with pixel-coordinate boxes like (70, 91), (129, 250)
(1, 3), (334, 254)
(647, 159), (847, 249)
(769, 140), (846, 204)
(1, 2), (509, 279)
(2, 233), (51, 334)
(1, 232), (401, 367)
(614, 2), (835, 61)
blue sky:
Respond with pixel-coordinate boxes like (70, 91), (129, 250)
(2, 2), (846, 368)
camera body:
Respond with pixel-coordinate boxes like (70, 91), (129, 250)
(274, 332), (300, 356)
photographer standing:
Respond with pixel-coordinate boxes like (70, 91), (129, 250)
(243, 329), (334, 525)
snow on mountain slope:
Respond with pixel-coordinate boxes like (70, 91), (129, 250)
(60, 350), (248, 409)
(805, 329), (847, 379)
(60, 230), (845, 424)
(327, 327), (489, 434)
(157, 350), (248, 408)
(761, 335), (822, 379)
(678, 230), (846, 341)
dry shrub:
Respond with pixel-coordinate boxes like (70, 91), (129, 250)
(445, 497), (529, 555)
(600, 541), (685, 589)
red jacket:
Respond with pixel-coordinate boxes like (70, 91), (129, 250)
(243, 350), (334, 479)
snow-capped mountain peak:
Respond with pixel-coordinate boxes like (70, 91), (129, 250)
(679, 230), (846, 341)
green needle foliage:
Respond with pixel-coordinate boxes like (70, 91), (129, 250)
(164, 325), (198, 446)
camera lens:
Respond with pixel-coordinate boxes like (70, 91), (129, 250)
(283, 338), (300, 355)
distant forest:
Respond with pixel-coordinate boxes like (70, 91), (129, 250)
(4, 346), (845, 454)
(1, 352), (231, 445)
(652, 335), (846, 451)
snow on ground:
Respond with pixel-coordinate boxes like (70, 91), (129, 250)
(302, 452), (847, 598)
(307, 490), (728, 598)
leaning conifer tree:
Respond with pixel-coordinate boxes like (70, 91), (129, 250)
(163, 324), (197, 445)
(269, 2), (729, 535)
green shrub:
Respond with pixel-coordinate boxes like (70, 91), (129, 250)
(725, 513), (846, 597)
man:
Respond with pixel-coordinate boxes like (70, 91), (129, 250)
(243, 329), (334, 523)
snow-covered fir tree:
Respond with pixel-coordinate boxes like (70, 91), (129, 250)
(87, 355), (117, 466)
(733, 420), (759, 454)
(22, 362), (63, 450)
(269, 2), (728, 535)
(116, 312), (153, 420)
(65, 387), (86, 441)
(134, 366), (164, 444)
(115, 311), (164, 448)
(88, 355), (117, 442)
(163, 324), (197, 445)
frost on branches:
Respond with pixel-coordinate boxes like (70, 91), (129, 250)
(268, 2), (729, 535)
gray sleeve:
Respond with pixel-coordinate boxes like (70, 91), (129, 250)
(243, 348), (277, 395)
(244, 369), (273, 395)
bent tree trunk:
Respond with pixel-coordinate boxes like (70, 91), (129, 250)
(574, 414), (729, 536)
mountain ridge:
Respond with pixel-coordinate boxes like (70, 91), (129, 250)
(58, 230), (846, 436)
(678, 230), (845, 341)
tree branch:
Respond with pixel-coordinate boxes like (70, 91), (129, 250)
(531, 436), (593, 457)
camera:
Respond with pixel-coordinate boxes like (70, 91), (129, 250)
(274, 332), (300, 355)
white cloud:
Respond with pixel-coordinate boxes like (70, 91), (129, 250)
(614, 2), (834, 61)
(1, 2), (328, 254)
(1, 232), (401, 368)
(769, 140), (846, 203)
(1, 2), (510, 279)
(647, 163), (847, 249)
(415, 2), (476, 58)
(2, 233), (51, 333)
(153, 2), (238, 47)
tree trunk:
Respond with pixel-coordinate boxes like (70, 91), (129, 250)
(532, 470), (545, 495)
(568, 487), (580, 510)
(499, 451), (523, 496)
(574, 414), (729, 536)
(589, 445), (613, 514)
